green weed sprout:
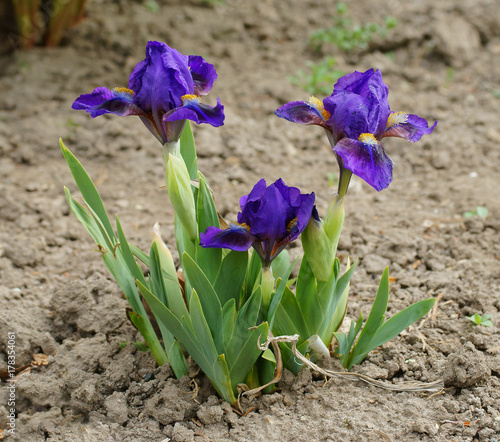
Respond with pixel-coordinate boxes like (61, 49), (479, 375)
(463, 206), (488, 220)
(310, 2), (397, 53)
(289, 57), (344, 96)
(466, 313), (493, 328)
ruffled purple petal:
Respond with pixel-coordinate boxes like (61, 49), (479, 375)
(333, 69), (389, 105)
(164, 97), (224, 127)
(238, 179), (267, 224)
(325, 69), (390, 140)
(333, 136), (394, 191)
(199, 224), (255, 252)
(248, 179), (315, 246)
(324, 92), (371, 141)
(384, 112), (437, 142)
(248, 184), (289, 244)
(129, 41), (193, 120)
(72, 87), (145, 118)
(188, 55), (218, 96)
(275, 99), (329, 128)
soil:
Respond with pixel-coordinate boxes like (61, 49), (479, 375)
(1, 0), (500, 440)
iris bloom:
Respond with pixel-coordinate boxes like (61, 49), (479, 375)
(200, 179), (315, 267)
(72, 41), (224, 146)
(275, 69), (436, 192)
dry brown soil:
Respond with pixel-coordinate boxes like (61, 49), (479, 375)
(0, 0), (499, 440)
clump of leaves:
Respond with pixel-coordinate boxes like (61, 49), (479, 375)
(290, 3), (397, 95)
(310, 3), (398, 53)
(11, 0), (87, 48)
(466, 313), (493, 327)
(463, 206), (488, 220)
(289, 57), (344, 95)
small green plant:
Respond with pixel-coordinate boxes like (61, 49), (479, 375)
(289, 57), (344, 95)
(119, 341), (151, 351)
(291, 3), (397, 95)
(310, 3), (397, 53)
(466, 313), (493, 327)
(463, 206), (488, 220)
(143, 0), (160, 13)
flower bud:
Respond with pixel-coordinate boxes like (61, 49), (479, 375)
(301, 207), (334, 281)
(166, 153), (197, 241)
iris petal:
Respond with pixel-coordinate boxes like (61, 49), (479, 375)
(164, 97), (224, 127)
(333, 136), (393, 191)
(199, 224), (254, 252)
(384, 112), (437, 142)
(72, 87), (145, 118)
(129, 41), (193, 117)
(188, 55), (218, 96)
(275, 99), (329, 128)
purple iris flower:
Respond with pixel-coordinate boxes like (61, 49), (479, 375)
(200, 179), (315, 267)
(275, 69), (437, 191)
(72, 41), (224, 145)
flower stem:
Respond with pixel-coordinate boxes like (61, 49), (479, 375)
(337, 163), (352, 200)
(261, 266), (275, 312)
(163, 140), (181, 159)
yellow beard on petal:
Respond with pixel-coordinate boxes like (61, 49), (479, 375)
(181, 94), (201, 104)
(307, 96), (331, 121)
(358, 133), (378, 145)
(387, 111), (408, 128)
(113, 87), (134, 95)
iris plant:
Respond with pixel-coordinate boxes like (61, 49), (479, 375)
(275, 69), (436, 193)
(63, 42), (440, 405)
(200, 178), (315, 268)
(72, 41), (224, 148)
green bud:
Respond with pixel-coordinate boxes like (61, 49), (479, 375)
(261, 266), (275, 311)
(302, 211), (334, 281)
(165, 153), (197, 241)
(323, 196), (345, 257)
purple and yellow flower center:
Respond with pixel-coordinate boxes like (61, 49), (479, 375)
(182, 94), (201, 104)
(112, 87), (135, 98)
(358, 133), (378, 145)
(307, 96), (331, 121)
(387, 111), (408, 129)
(287, 217), (298, 232)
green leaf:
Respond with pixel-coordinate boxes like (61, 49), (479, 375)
(61, 139), (115, 242)
(151, 238), (189, 322)
(333, 312), (363, 365)
(348, 298), (435, 368)
(116, 217), (148, 287)
(128, 311), (168, 366)
(267, 258), (298, 329)
(347, 267), (389, 362)
(243, 250), (262, 301)
(316, 260), (356, 343)
(195, 174), (222, 283)
(138, 282), (237, 404)
(214, 250), (249, 307)
(273, 285), (311, 342)
(271, 249), (291, 281)
(224, 290), (269, 389)
(182, 253), (223, 353)
(476, 206), (488, 219)
(180, 121), (198, 180)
